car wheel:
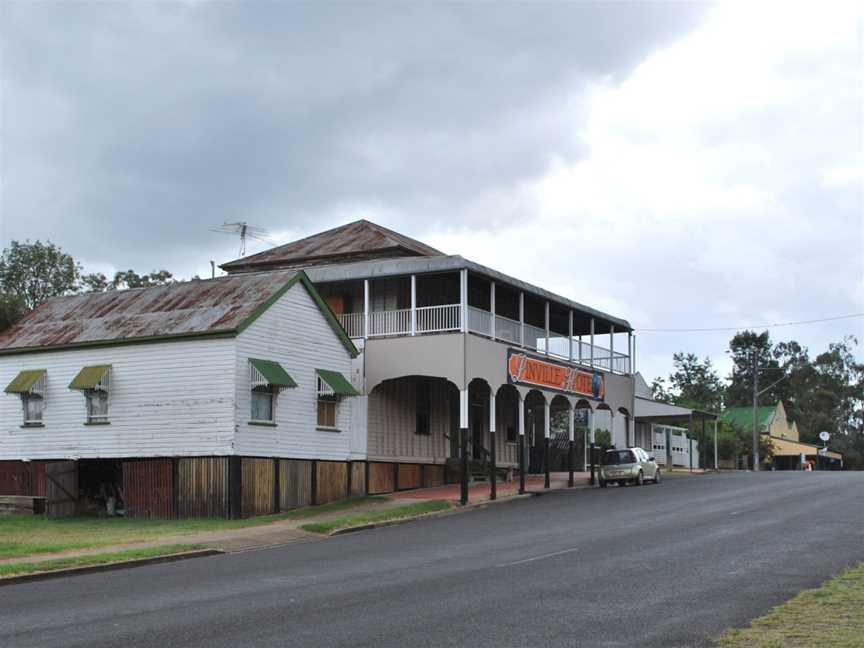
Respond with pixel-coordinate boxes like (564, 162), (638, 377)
(636, 470), (644, 486)
(654, 469), (661, 484)
(599, 478), (607, 488)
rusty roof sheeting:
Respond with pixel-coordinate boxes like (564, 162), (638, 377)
(0, 271), (297, 352)
(221, 219), (443, 272)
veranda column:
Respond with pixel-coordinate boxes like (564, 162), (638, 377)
(519, 292), (525, 347)
(460, 269), (468, 333)
(518, 395), (526, 494)
(460, 388), (469, 505)
(490, 281), (496, 340)
(410, 274), (417, 336)
(628, 331), (633, 374)
(363, 279), (370, 339)
(610, 324), (615, 373)
(544, 301), (550, 356)
(590, 318), (595, 368)
(489, 392), (497, 500)
(568, 405), (575, 487)
(543, 399), (551, 489)
(568, 311), (574, 362)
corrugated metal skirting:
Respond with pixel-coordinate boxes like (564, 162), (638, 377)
(0, 460), (52, 496)
(242, 457), (276, 517)
(316, 461), (348, 504)
(122, 459), (174, 518)
(279, 459), (312, 510)
(177, 457), (229, 518)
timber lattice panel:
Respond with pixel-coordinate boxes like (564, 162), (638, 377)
(279, 459), (312, 510)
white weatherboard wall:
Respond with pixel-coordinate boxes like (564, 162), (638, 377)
(234, 281), (359, 460)
(0, 338), (236, 460)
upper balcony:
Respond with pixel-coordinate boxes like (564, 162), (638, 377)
(307, 256), (634, 376)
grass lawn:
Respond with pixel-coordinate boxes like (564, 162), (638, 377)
(718, 562), (864, 648)
(301, 500), (451, 534)
(0, 496), (387, 559)
(0, 544), (203, 578)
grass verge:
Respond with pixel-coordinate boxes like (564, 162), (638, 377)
(0, 544), (204, 578)
(301, 500), (452, 534)
(718, 562), (864, 648)
(0, 496), (388, 559)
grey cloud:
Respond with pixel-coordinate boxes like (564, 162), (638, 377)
(0, 2), (708, 272)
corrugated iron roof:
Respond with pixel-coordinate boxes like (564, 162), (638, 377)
(0, 271), (297, 353)
(220, 219), (443, 272)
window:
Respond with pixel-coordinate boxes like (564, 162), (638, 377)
(22, 393), (45, 424)
(5, 369), (47, 426)
(317, 376), (338, 428)
(506, 425), (517, 443)
(69, 365), (111, 424)
(251, 385), (276, 422)
(315, 369), (359, 430)
(415, 377), (431, 435)
(249, 359), (296, 424)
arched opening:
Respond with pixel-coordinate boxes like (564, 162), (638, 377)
(594, 403), (614, 449)
(573, 399), (593, 471)
(548, 395), (572, 472)
(524, 390), (547, 474)
(468, 378), (492, 462)
(495, 384), (521, 468)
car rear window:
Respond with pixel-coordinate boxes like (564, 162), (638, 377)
(603, 450), (636, 465)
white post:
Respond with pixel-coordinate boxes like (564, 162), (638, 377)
(363, 279), (370, 339)
(490, 281), (496, 339)
(519, 292), (525, 347)
(610, 324), (615, 373)
(633, 334), (636, 374)
(460, 388), (468, 430)
(568, 311), (574, 362)
(489, 393), (496, 433)
(460, 269), (468, 333)
(578, 334), (583, 364)
(590, 318), (595, 368)
(544, 301), (550, 356)
(518, 395), (525, 437)
(714, 419), (719, 471)
(410, 274), (417, 336)
(568, 406), (575, 442)
(590, 408), (596, 443)
(544, 399), (550, 439)
(627, 331), (633, 374)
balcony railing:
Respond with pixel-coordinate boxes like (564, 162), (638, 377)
(418, 303), (461, 333)
(368, 308), (411, 337)
(337, 312), (365, 338)
(336, 305), (631, 374)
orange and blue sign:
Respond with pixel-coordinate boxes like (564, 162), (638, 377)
(507, 350), (605, 400)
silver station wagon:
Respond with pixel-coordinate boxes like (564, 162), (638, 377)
(598, 447), (661, 488)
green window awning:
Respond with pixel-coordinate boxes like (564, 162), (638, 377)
(5, 369), (46, 394)
(316, 369), (359, 396)
(250, 359), (297, 388)
(69, 365), (111, 390)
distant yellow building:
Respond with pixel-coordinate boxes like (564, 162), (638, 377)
(721, 402), (843, 470)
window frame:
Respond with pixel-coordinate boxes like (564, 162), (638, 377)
(84, 369), (110, 425)
(316, 375), (340, 430)
(250, 384), (278, 424)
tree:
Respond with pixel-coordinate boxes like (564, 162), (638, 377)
(111, 270), (175, 289)
(0, 292), (26, 332)
(666, 352), (724, 412)
(650, 377), (672, 403)
(0, 240), (80, 311)
(726, 330), (785, 407)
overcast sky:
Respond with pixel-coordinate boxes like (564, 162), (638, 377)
(1, 1), (862, 384)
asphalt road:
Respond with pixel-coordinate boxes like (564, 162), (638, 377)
(2, 472), (863, 648)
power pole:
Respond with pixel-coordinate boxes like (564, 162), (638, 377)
(752, 349), (760, 471)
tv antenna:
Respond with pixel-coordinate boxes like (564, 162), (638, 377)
(209, 222), (274, 256)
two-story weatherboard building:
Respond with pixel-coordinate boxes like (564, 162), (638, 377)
(0, 220), (636, 517)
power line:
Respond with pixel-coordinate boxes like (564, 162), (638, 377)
(639, 313), (864, 333)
